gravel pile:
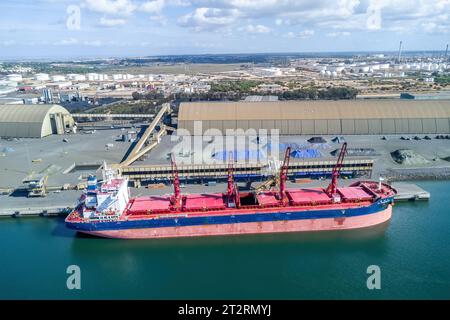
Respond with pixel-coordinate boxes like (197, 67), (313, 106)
(390, 149), (430, 165)
(383, 167), (450, 181)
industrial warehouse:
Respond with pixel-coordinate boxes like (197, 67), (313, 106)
(0, 104), (74, 138)
(178, 100), (450, 135)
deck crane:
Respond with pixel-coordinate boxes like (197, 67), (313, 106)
(226, 152), (237, 208)
(170, 154), (182, 210)
(326, 142), (348, 202)
(279, 147), (291, 205)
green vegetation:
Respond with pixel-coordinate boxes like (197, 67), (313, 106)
(280, 87), (359, 100)
(132, 91), (165, 101)
(130, 85), (359, 109)
(210, 80), (261, 93)
(91, 102), (163, 114)
(434, 75), (450, 85)
(1, 62), (101, 75)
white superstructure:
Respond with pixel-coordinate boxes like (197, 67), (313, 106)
(82, 167), (130, 219)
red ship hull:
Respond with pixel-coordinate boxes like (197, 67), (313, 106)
(80, 205), (392, 239)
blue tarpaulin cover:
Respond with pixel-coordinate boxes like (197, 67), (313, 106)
(290, 149), (322, 158)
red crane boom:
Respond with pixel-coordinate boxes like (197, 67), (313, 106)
(326, 142), (348, 198)
(279, 147), (291, 205)
(226, 152), (236, 207)
(170, 154), (182, 210)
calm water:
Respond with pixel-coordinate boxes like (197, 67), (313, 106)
(1, 181), (449, 300)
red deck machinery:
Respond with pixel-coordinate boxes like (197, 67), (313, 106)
(326, 142), (348, 202)
(226, 152), (238, 208)
(279, 147), (291, 205)
(170, 154), (182, 210)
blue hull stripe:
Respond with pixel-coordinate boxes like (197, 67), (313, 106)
(67, 199), (393, 232)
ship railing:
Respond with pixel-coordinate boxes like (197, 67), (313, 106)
(359, 183), (382, 200)
(89, 215), (120, 222)
(124, 201), (334, 216)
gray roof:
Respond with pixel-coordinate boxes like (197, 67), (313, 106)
(179, 100), (450, 121)
(0, 104), (72, 138)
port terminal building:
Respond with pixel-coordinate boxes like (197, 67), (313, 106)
(178, 100), (450, 135)
(0, 104), (74, 138)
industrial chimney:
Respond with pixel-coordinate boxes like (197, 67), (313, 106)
(397, 41), (403, 63)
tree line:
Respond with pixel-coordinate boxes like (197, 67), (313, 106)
(132, 86), (359, 102)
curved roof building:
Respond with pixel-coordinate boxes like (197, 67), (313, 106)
(0, 104), (74, 138)
(178, 100), (450, 135)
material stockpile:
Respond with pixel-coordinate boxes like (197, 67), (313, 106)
(391, 149), (430, 165)
(290, 149), (322, 159)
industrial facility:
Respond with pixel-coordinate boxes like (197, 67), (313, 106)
(178, 100), (450, 135)
(0, 104), (74, 138)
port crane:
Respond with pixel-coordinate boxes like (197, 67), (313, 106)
(226, 152), (238, 208)
(170, 154), (182, 210)
(326, 142), (348, 201)
(279, 147), (291, 205)
(255, 147), (292, 195)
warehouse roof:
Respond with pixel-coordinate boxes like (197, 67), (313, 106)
(0, 104), (72, 138)
(179, 100), (450, 121)
(0, 104), (69, 123)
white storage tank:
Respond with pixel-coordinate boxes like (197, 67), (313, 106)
(35, 73), (50, 81)
(7, 74), (23, 82)
(51, 75), (66, 82)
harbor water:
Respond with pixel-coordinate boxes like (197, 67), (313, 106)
(1, 180), (449, 299)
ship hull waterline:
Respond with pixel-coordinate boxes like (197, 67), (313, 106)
(71, 205), (393, 240)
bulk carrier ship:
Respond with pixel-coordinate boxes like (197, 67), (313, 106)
(65, 143), (396, 239)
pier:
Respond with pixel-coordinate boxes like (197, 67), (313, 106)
(392, 183), (430, 201)
(0, 206), (72, 217)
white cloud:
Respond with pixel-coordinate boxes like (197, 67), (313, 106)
(298, 29), (315, 38)
(327, 31), (351, 37)
(54, 38), (79, 46)
(194, 41), (223, 48)
(167, 0), (191, 6)
(243, 24), (271, 34)
(179, 7), (241, 31)
(282, 29), (315, 39)
(149, 15), (169, 26)
(0, 40), (16, 46)
(83, 40), (103, 47)
(284, 32), (295, 38)
(180, 0), (450, 36)
(99, 17), (127, 26)
(140, 0), (165, 13)
(84, 0), (136, 16)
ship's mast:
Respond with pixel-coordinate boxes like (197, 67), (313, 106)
(170, 154), (182, 210)
(279, 147), (291, 205)
(326, 142), (347, 199)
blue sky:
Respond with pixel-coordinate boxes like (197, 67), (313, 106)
(0, 0), (449, 59)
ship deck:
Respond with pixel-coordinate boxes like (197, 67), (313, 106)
(124, 184), (385, 216)
(66, 182), (396, 223)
